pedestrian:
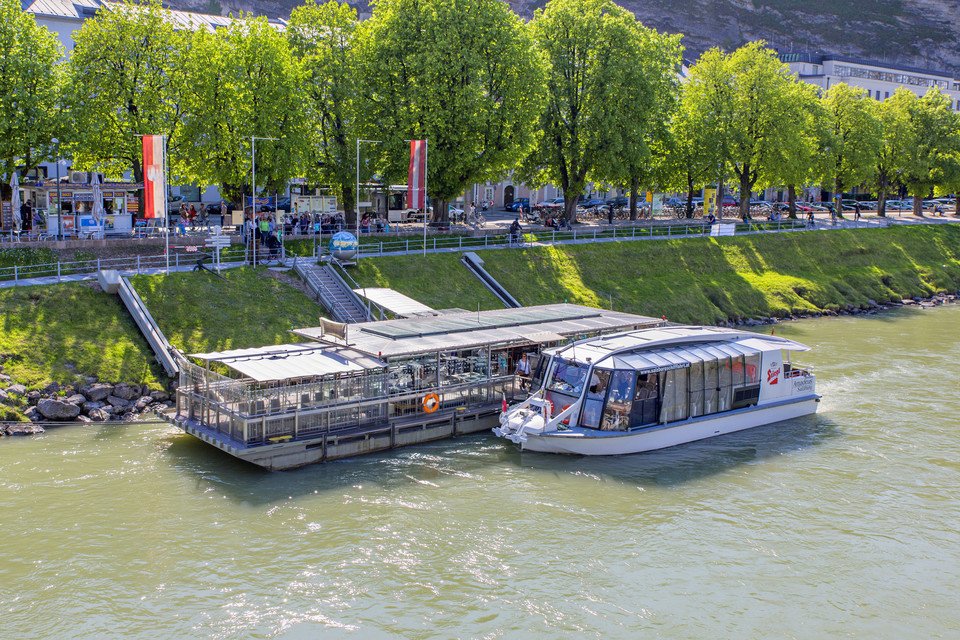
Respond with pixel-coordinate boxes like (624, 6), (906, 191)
(854, 202), (861, 222)
(607, 203), (614, 225)
(220, 200), (228, 226)
(188, 204), (198, 230)
(515, 353), (531, 390)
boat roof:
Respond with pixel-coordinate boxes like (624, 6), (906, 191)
(189, 343), (386, 382)
(293, 304), (663, 358)
(546, 325), (809, 369)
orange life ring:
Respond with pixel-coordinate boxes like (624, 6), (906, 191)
(422, 393), (440, 414)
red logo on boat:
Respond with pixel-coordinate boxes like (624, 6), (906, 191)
(767, 363), (780, 385)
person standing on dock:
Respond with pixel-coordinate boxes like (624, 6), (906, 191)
(515, 353), (531, 390)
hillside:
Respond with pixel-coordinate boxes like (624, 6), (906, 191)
(170, 0), (960, 75)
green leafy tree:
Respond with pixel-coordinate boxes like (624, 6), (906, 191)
(898, 87), (960, 216)
(820, 83), (882, 217)
(870, 89), (915, 217)
(178, 15), (307, 204)
(593, 24), (682, 220)
(759, 80), (823, 218)
(355, 0), (545, 221)
(661, 79), (724, 218)
(64, 0), (186, 182)
(0, 0), (63, 185)
(287, 0), (360, 223)
(521, 0), (640, 222)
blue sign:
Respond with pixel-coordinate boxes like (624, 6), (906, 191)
(329, 231), (359, 260)
(245, 196), (277, 207)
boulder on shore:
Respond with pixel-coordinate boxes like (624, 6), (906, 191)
(36, 398), (81, 421)
(134, 396), (153, 411)
(23, 406), (41, 422)
(149, 390), (170, 402)
(82, 401), (104, 415)
(82, 383), (114, 402)
(65, 393), (86, 405)
(88, 408), (110, 422)
(111, 383), (141, 400)
(6, 384), (27, 396)
(6, 424), (44, 436)
(106, 395), (130, 409)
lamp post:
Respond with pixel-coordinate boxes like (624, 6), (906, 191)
(356, 139), (382, 242)
(251, 136), (278, 266)
(51, 138), (62, 241)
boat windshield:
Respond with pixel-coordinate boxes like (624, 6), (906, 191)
(546, 358), (589, 396)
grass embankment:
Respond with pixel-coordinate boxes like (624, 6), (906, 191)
(0, 283), (163, 390)
(130, 267), (324, 355)
(353, 226), (960, 324)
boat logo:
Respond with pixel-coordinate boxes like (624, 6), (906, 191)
(767, 362), (780, 385)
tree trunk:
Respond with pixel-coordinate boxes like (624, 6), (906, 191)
(877, 183), (887, 218)
(739, 169), (751, 221)
(834, 179), (843, 219)
(716, 178), (724, 220)
(629, 176), (639, 221)
(434, 197), (449, 223)
(340, 181), (357, 227)
(564, 193), (578, 223)
(787, 185), (797, 219)
(913, 194), (923, 217)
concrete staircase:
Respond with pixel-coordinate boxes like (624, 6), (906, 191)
(296, 262), (370, 323)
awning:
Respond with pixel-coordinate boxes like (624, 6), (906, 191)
(515, 329), (566, 344)
(190, 343), (386, 382)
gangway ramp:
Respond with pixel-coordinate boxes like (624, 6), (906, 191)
(103, 270), (180, 377)
(352, 288), (433, 318)
(460, 252), (521, 308)
(295, 262), (370, 323)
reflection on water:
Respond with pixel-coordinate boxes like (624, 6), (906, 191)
(2, 306), (959, 639)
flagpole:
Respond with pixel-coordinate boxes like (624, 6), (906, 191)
(163, 135), (169, 275)
(423, 138), (428, 257)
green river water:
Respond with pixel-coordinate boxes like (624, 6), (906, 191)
(2, 306), (959, 639)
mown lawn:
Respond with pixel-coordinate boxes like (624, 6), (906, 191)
(353, 252), (503, 311)
(0, 282), (163, 389)
(353, 226), (960, 324)
(130, 267), (325, 355)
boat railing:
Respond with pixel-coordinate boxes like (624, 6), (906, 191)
(176, 374), (519, 447)
(784, 365), (813, 379)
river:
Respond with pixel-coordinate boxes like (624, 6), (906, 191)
(2, 306), (959, 639)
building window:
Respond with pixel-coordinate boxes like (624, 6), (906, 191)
(885, 91), (890, 99)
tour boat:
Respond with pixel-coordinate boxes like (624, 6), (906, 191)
(493, 326), (819, 455)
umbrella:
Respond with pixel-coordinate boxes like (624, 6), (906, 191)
(10, 171), (21, 232)
(91, 171), (105, 235)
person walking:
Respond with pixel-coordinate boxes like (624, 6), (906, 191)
(854, 202), (862, 222)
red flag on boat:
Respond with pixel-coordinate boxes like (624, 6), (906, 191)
(142, 135), (165, 219)
(407, 140), (426, 211)
(501, 393), (508, 413)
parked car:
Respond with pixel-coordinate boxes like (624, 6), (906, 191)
(605, 195), (628, 207)
(537, 197), (565, 208)
(167, 194), (187, 215)
(720, 195), (739, 207)
(505, 198), (530, 212)
(448, 204), (464, 216)
(580, 198), (606, 209)
(664, 196), (684, 208)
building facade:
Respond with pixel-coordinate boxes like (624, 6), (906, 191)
(782, 53), (960, 109)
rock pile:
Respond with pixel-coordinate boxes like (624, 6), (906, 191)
(0, 360), (173, 434)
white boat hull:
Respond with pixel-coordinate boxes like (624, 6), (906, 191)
(518, 397), (819, 456)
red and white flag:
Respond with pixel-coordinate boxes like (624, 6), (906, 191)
(407, 139), (426, 211)
(142, 135), (164, 219)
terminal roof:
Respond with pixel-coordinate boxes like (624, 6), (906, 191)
(189, 343), (385, 382)
(293, 304), (662, 358)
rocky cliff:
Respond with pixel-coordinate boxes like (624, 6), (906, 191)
(172, 0), (960, 75)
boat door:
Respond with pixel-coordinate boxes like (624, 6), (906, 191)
(630, 372), (660, 426)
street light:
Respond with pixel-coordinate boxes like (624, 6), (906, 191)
(51, 138), (62, 241)
(250, 136), (278, 266)
(356, 139), (382, 241)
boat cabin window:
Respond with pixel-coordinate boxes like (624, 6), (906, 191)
(580, 369), (611, 428)
(659, 366), (690, 423)
(547, 359), (589, 396)
(632, 372), (659, 425)
(600, 370), (635, 430)
(530, 354), (547, 390)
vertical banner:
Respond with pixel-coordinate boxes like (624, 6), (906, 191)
(408, 140), (426, 210)
(142, 135), (164, 219)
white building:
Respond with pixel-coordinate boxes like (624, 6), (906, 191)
(781, 53), (960, 110)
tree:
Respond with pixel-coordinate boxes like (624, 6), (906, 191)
(898, 87), (960, 216)
(702, 42), (804, 221)
(593, 23), (682, 220)
(287, 0), (360, 223)
(759, 80), (823, 218)
(65, 0), (186, 182)
(870, 89), (915, 217)
(820, 83), (881, 217)
(178, 15), (307, 204)
(522, 0), (640, 222)
(0, 0), (63, 186)
(661, 80), (724, 218)
(355, 0), (545, 221)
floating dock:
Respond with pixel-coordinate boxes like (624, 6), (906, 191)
(166, 304), (664, 469)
